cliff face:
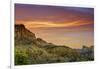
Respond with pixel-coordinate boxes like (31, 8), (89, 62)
(15, 24), (36, 45)
(15, 24), (48, 46)
(15, 24), (36, 39)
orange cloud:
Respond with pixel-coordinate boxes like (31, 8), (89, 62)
(16, 20), (92, 28)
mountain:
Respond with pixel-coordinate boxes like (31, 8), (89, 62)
(15, 24), (50, 46)
(15, 24), (36, 45)
(15, 24), (94, 65)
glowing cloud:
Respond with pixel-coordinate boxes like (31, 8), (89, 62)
(16, 20), (92, 29)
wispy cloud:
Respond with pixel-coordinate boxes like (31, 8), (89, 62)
(16, 20), (92, 28)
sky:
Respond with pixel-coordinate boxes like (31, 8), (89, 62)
(15, 4), (94, 49)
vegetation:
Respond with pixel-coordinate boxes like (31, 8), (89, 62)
(15, 44), (94, 65)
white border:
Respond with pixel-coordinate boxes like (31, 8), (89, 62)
(10, 0), (14, 69)
(12, 0), (95, 8)
(11, 0), (95, 69)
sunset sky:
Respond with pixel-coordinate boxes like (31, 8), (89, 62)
(15, 4), (94, 49)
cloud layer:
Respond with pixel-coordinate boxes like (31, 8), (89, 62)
(15, 4), (94, 48)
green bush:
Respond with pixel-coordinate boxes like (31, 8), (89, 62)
(15, 46), (30, 65)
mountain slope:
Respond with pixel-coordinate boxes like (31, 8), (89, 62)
(14, 24), (93, 65)
(15, 24), (48, 46)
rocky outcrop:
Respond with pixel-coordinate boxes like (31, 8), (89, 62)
(15, 24), (50, 46)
